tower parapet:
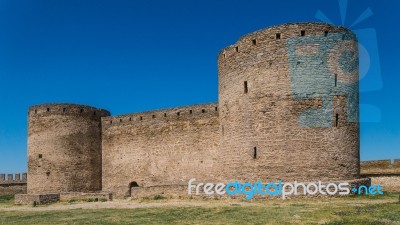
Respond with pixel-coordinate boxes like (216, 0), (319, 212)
(27, 103), (110, 194)
(218, 22), (359, 182)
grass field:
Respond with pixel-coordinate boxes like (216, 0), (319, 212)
(0, 193), (399, 225)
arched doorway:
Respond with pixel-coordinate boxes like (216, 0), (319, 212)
(128, 181), (139, 197)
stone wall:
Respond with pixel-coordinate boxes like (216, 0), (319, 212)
(25, 22), (363, 198)
(27, 104), (110, 194)
(15, 193), (60, 205)
(59, 192), (112, 201)
(360, 159), (400, 192)
(0, 173), (27, 195)
(102, 103), (220, 197)
(217, 22), (359, 183)
(130, 178), (371, 200)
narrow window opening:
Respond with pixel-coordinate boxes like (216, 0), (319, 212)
(34, 110), (37, 114)
(276, 33), (281, 40)
(244, 81), (248, 93)
(80, 109), (84, 113)
(152, 115), (155, 118)
(223, 53), (226, 59)
(93, 111), (96, 116)
(63, 108), (67, 113)
(301, 30), (305, 36)
(129, 117), (132, 121)
(177, 112), (180, 116)
(252, 39), (257, 45)
(119, 119), (122, 122)
(334, 74), (338, 87)
(253, 147), (257, 159)
(235, 46), (239, 52)
(110, 120), (113, 124)
(46, 172), (50, 176)
(324, 31), (329, 37)
(46, 108), (50, 112)
(38, 154), (42, 159)
(215, 107), (218, 111)
(201, 109), (205, 113)
(335, 113), (339, 127)
(140, 116), (143, 120)
(189, 110), (192, 114)
(164, 113), (167, 117)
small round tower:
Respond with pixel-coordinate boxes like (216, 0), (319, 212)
(218, 22), (359, 182)
(27, 103), (110, 194)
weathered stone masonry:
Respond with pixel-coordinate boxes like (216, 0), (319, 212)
(25, 22), (363, 198)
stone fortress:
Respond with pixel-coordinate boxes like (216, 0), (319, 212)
(11, 22), (384, 201)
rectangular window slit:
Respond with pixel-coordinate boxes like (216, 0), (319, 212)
(244, 81), (248, 93)
(80, 109), (84, 113)
(335, 113), (339, 127)
(63, 108), (67, 113)
(177, 112), (180, 116)
(252, 39), (257, 45)
(201, 109), (205, 113)
(39, 154), (42, 159)
(301, 30), (305, 36)
(164, 113), (167, 117)
(47, 108), (50, 112)
(215, 107), (218, 111)
(253, 147), (257, 159)
(334, 74), (337, 87)
(324, 31), (329, 37)
(235, 46), (239, 52)
(189, 110), (192, 114)
(152, 115), (155, 118)
(276, 33), (281, 40)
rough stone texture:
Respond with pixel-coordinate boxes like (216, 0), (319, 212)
(218, 23), (359, 183)
(360, 159), (400, 192)
(26, 22), (361, 198)
(102, 103), (220, 196)
(130, 178), (371, 200)
(14, 193), (60, 205)
(27, 104), (110, 194)
(59, 192), (113, 201)
(369, 176), (400, 193)
(0, 173), (27, 195)
(360, 159), (400, 174)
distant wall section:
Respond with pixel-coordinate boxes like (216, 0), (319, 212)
(0, 173), (27, 195)
(361, 159), (400, 192)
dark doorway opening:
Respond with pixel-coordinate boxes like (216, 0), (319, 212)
(128, 181), (139, 197)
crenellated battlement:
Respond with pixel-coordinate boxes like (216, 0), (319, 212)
(28, 103), (110, 118)
(0, 173), (27, 185)
(218, 22), (352, 62)
(102, 103), (218, 129)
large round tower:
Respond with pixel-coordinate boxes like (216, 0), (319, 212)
(218, 22), (359, 182)
(27, 104), (110, 194)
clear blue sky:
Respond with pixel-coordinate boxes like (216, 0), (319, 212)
(0, 0), (399, 173)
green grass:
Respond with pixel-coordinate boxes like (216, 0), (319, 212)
(0, 193), (399, 225)
(0, 195), (14, 207)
